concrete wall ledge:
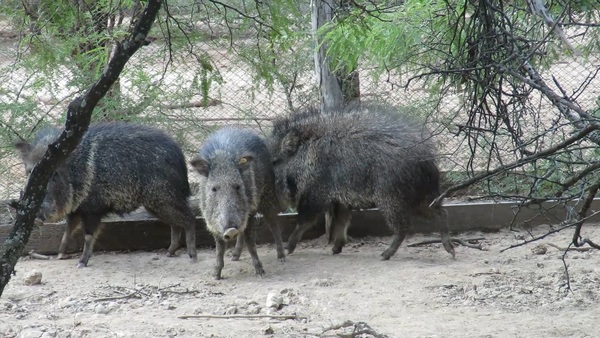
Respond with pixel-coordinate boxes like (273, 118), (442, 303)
(2, 198), (599, 255)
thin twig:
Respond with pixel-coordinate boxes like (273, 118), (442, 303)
(407, 237), (485, 250)
(322, 320), (389, 338)
(28, 250), (50, 260)
(430, 124), (599, 208)
(497, 212), (600, 253)
(561, 242), (572, 292)
(546, 243), (595, 252)
(93, 290), (142, 302)
(178, 314), (298, 320)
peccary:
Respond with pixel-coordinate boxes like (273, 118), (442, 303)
(269, 104), (455, 260)
(15, 123), (197, 267)
(191, 127), (285, 279)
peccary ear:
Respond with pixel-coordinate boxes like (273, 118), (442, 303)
(190, 156), (210, 177)
(281, 130), (300, 155)
(238, 155), (253, 171)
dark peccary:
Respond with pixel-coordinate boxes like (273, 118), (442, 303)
(15, 123), (197, 268)
(191, 127), (285, 279)
(269, 104), (455, 260)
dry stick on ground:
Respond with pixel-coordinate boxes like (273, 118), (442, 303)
(321, 320), (389, 338)
(93, 289), (142, 302)
(92, 283), (204, 302)
(28, 250), (50, 260)
(178, 314), (299, 320)
(407, 237), (485, 250)
(546, 243), (594, 252)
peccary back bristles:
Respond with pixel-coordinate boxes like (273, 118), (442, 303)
(20, 122), (191, 220)
(270, 104), (441, 214)
(15, 122), (199, 267)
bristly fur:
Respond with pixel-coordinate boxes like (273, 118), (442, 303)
(269, 103), (454, 259)
(15, 122), (198, 267)
(191, 126), (285, 279)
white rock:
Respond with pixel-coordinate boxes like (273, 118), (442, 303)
(94, 303), (111, 314)
(265, 290), (283, 310)
(23, 270), (42, 286)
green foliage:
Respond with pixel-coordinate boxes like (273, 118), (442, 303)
(320, 0), (600, 82)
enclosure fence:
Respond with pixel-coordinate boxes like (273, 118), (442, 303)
(0, 5), (599, 201)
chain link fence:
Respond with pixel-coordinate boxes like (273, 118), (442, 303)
(0, 3), (599, 202)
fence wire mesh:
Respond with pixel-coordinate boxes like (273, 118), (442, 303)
(0, 2), (599, 202)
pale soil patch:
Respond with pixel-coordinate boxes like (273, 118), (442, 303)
(1, 225), (600, 338)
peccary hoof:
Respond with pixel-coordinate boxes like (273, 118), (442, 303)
(231, 255), (241, 261)
(286, 243), (297, 255)
(380, 250), (393, 261)
(332, 246), (343, 255)
(254, 265), (266, 277)
(76, 262), (87, 269)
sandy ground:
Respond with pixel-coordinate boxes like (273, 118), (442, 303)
(1, 225), (600, 338)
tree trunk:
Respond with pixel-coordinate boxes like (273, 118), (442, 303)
(311, 0), (360, 239)
(312, 0), (344, 112)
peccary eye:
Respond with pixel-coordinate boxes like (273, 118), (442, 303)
(239, 157), (248, 164)
(211, 186), (218, 192)
(235, 185), (241, 192)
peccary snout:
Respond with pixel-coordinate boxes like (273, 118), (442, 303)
(223, 228), (240, 240)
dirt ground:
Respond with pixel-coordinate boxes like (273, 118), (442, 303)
(1, 225), (600, 338)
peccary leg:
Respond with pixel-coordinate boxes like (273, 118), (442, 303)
(214, 236), (226, 280)
(331, 205), (352, 255)
(149, 204), (198, 262)
(263, 208), (286, 263)
(231, 234), (245, 261)
(77, 214), (101, 268)
(287, 210), (320, 254)
(167, 225), (182, 257)
(379, 206), (410, 261)
(244, 217), (265, 277)
(58, 214), (80, 260)
(437, 208), (456, 257)
(324, 208), (334, 244)
(183, 219), (198, 262)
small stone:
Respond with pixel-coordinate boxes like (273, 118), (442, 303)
(531, 244), (547, 255)
(513, 232), (525, 240)
(94, 304), (111, 314)
(224, 306), (238, 315)
(266, 290), (283, 310)
(23, 270), (42, 286)
(263, 326), (274, 335)
(311, 278), (333, 287)
(74, 313), (83, 326)
(247, 304), (262, 314)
